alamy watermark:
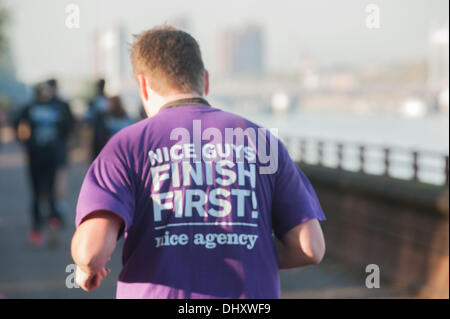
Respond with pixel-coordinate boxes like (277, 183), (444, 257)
(365, 264), (380, 288)
(65, 263), (79, 289)
(365, 4), (381, 29)
(148, 121), (279, 175)
(65, 3), (80, 29)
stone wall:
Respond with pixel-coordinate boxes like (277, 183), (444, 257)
(299, 163), (449, 298)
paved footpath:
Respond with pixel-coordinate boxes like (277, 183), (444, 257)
(0, 142), (409, 299)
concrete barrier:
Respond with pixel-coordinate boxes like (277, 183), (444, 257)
(298, 163), (449, 298)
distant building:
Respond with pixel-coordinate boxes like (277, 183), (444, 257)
(427, 22), (449, 113)
(94, 24), (131, 95)
(0, 46), (29, 108)
(217, 25), (264, 76)
(217, 29), (234, 76)
(93, 24), (143, 118)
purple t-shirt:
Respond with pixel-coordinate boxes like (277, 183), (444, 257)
(75, 99), (325, 299)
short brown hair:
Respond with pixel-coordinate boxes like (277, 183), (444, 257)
(131, 25), (205, 96)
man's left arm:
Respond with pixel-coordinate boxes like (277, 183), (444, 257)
(271, 139), (326, 269)
(71, 210), (123, 291)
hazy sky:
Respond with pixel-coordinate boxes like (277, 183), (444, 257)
(2, 0), (449, 83)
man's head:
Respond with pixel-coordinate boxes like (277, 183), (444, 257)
(34, 82), (52, 103)
(96, 79), (106, 95)
(131, 25), (209, 117)
(46, 78), (58, 99)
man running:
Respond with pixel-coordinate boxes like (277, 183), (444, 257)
(100, 96), (134, 141)
(16, 83), (67, 246)
(85, 79), (108, 161)
(47, 78), (75, 218)
(71, 26), (326, 298)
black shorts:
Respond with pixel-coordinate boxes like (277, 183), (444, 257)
(55, 144), (68, 168)
(27, 149), (59, 196)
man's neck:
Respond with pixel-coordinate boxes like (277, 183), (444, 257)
(160, 92), (203, 106)
(146, 92), (204, 117)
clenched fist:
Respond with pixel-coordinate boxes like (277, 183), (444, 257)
(75, 265), (111, 291)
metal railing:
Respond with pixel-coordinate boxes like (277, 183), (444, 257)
(283, 136), (449, 186)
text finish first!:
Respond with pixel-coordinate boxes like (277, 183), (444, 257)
(149, 143), (259, 223)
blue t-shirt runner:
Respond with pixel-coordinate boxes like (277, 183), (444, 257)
(75, 97), (325, 298)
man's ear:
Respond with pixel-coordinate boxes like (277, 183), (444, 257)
(137, 74), (149, 102)
(204, 70), (209, 96)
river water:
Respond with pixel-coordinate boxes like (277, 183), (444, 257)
(235, 109), (449, 185)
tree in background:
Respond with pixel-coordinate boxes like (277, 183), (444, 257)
(0, 2), (27, 108)
(0, 1), (9, 112)
(0, 2), (8, 57)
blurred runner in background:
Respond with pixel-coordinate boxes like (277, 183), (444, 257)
(0, 108), (6, 151)
(47, 79), (75, 217)
(15, 82), (71, 247)
(85, 79), (108, 161)
(101, 96), (134, 142)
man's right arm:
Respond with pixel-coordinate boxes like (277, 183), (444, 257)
(275, 218), (325, 269)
